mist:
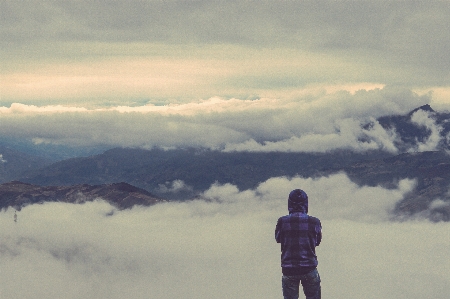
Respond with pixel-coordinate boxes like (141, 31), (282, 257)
(1, 173), (448, 299)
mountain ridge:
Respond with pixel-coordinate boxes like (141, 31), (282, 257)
(1, 104), (450, 221)
(0, 181), (164, 211)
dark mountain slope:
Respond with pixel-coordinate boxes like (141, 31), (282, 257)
(376, 104), (450, 152)
(0, 145), (52, 183)
(20, 148), (391, 197)
(336, 151), (450, 221)
(0, 181), (164, 210)
(7, 104), (450, 220)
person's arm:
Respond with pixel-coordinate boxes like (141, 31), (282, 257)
(275, 218), (282, 243)
(316, 223), (322, 246)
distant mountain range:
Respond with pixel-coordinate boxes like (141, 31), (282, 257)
(1, 104), (449, 221)
(0, 145), (51, 183)
(17, 147), (392, 198)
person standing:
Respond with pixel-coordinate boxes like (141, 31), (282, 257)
(275, 189), (322, 299)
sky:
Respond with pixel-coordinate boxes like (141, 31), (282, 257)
(1, 173), (449, 299)
(1, 0), (450, 152)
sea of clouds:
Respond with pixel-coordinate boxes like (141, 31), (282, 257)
(1, 86), (446, 154)
(1, 173), (449, 299)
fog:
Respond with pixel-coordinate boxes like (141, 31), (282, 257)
(1, 173), (449, 299)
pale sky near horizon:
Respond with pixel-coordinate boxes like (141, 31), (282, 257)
(1, 1), (450, 151)
(2, 1), (449, 104)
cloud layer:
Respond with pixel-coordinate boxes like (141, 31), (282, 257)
(1, 173), (448, 299)
(0, 87), (442, 153)
(2, 2), (449, 155)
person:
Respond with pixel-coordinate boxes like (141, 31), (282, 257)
(275, 189), (322, 299)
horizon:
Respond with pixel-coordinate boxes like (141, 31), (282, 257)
(1, 1), (450, 153)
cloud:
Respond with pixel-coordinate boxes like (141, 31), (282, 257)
(429, 198), (450, 210)
(223, 117), (399, 153)
(157, 180), (193, 194)
(0, 87), (430, 152)
(0, 154), (6, 163)
(1, 173), (448, 299)
(403, 198), (450, 222)
(1, 2), (449, 103)
(410, 109), (443, 152)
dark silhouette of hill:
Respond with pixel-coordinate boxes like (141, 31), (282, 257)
(16, 147), (450, 221)
(0, 145), (52, 182)
(335, 151), (450, 221)
(19, 147), (391, 197)
(0, 181), (164, 211)
(0, 136), (108, 162)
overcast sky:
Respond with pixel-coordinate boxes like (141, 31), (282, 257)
(1, 174), (449, 299)
(1, 1), (449, 104)
(1, 1), (450, 151)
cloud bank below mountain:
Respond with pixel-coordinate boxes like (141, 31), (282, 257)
(1, 173), (448, 299)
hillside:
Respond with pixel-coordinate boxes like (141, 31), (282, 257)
(0, 145), (52, 182)
(1, 104), (449, 221)
(19, 148), (391, 197)
(0, 181), (164, 210)
(338, 151), (450, 221)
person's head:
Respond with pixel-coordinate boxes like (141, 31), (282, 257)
(288, 189), (308, 214)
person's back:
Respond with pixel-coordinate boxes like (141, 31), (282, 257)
(275, 189), (322, 299)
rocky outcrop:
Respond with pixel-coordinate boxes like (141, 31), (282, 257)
(0, 181), (165, 210)
(339, 151), (450, 221)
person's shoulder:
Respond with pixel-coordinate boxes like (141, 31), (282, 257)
(307, 215), (321, 224)
(277, 214), (289, 221)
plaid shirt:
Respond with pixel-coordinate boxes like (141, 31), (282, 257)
(275, 211), (322, 271)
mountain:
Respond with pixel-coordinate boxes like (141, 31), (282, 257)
(0, 136), (108, 162)
(0, 181), (165, 211)
(375, 104), (450, 152)
(18, 147), (450, 221)
(3, 104), (450, 221)
(335, 151), (450, 221)
(0, 145), (52, 183)
(18, 147), (391, 198)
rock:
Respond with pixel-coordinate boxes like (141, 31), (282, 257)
(0, 181), (165, 210)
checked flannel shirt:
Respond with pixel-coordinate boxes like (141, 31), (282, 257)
(275, 193), (322, 272)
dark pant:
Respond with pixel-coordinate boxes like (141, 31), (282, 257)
(282, 268), (321, 299)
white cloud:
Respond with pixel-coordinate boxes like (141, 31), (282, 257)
(363, 118), (399, 153)
(0, 154), (6, 163)
(2, 174), (448, 299)
(429, 199), (450, 210)
(410, 110), (443, 152)
(224, 118), (399, 153)
(0, 87), (429, 152)
(405, 198), (450, 222)
(157, 180), (193, 193)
